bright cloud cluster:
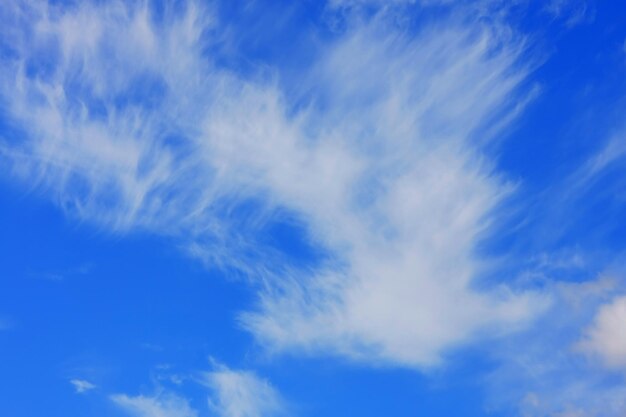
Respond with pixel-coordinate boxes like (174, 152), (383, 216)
(581, 295), (626, 370)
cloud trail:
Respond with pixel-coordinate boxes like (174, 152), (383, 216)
(112, 365), (283, 417)
(0, 0), (546, 370)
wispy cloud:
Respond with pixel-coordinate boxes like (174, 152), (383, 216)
(70, 379), (96, 394)
(486, 275), (626, 417)
(544, 0), (594, 27)
(112, 392), (198, 417)
(28, 263), (93, 282)
(0, 0), (547, 369)
(202, 364), (285, 417)
(5, 1), (626, 417)
(582, 135), (626, 182)
(239, 18), (547, 367)
(112, 364), (284, 417)
(515, 129), (626, 260)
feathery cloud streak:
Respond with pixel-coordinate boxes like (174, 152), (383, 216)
(112, 365), (283, 417)
(202, 365), (285, 417)
(0, 0), (545, 368)
(69, 378), (96, 394)
(113, 392), (198, 417)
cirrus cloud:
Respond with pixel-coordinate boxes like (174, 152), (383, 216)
(0, 0), (546, 370)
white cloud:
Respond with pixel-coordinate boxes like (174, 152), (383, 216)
(483, 276), (626, 417)
(111, 364), (283, 417)
(202, 365), (285, 417)
(112, 392), (198, 417)
(544, 0), (593, 27)
(238, 21), (548, 367)
(580, 295), (626, 370)
(328, 0), (424, 7)
(0, 0), (546, 368)
(578, 135), (626, 183)
(70, 378), (96, 393)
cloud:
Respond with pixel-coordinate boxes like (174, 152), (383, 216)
(519, 130), (626, 257)
(580, 295), (626, 370)
(327, 0), (433, 7)
(239, 20), (547, 367)
(0, 0), (215, 231)
(70, 378), (96, 393)
(484, 276), (626, 417)
(112, 392), (198, 417)
(544, 0), (594, 27)
(0, 0), (546, 369)
(112, 364), (284, 417)
(202, 365), (285, 417)
(577, 134), (626, 184)
(29, 263), (94, 282)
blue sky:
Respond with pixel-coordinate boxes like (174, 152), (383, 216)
(1, 0), (626, 416)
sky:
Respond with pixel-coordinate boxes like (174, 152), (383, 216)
(1, 0), (626, 416)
